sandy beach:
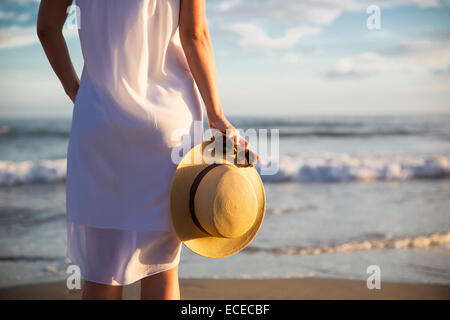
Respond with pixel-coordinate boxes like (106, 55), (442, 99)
(0, 278), (448, 300)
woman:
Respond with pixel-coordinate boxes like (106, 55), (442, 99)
(37, 0), (244, 300)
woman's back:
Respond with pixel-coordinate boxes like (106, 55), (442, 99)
(75, 0), (201, 140)
(67, 0), (202, 232)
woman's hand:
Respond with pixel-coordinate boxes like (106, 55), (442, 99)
(208, 116), (249, 149)
(65, 79), (80, 103)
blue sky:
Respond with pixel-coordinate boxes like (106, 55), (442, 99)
(0, 0), (449, 118)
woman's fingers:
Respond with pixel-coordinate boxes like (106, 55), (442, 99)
(237, 135), (249, 149)
(227, 129), (249, 150)
(209, 117), (249, 149)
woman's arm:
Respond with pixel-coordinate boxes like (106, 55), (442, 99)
(37, 0), (79, 103)
(179, 0), (247, 146)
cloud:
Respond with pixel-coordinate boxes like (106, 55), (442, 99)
(0, 25), (37, 49)
(391, 0), (440, 8)
(0, 24), (78, 50)
(210, 0), (444, 25)
(210, 0), (358, 26)
(326, 52), (391, 78)
(422, 26), (450, 40)
(0, 0), (78, 50)
(386, 40), (450, 72)
(222, 24), (320, 50)
(215, 0), (241, 12)
(282, 53), (299, 64)
(327, 40), (450, 78)
(2, 0), (40, 6)
(0, 0), (40, 49)
(0, 9), (30, 22)
(0, 10), (16, 20)
(214, 0), (448, 58)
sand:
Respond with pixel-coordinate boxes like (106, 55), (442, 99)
(0, 278), (448, 300)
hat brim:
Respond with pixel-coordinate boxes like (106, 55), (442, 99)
(170, 141), (266, 258)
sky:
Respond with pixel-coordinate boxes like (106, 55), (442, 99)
(0, 0), (449, 118)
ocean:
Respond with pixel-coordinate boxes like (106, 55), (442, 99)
(0, 114), (449, 288)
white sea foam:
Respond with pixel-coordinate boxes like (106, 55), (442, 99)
(245, 231), (450, 255)
(257, 153), (450, 182)
(0, 153), (450, 186)
(0, 159), (67, 187)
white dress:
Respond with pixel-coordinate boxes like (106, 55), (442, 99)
(66, 0), (203, 285)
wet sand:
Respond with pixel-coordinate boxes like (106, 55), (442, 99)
(0, 278), (448, 300)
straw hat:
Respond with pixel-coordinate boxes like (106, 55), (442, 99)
(170, 135), (265, 258)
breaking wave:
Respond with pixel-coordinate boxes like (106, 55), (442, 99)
(245, 231), (450, 255)
(1, 153), (450, 186)
(0, 159), (67, 187)
(257, 153), (450, 182)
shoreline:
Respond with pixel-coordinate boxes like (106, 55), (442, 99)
(0, 278), (449, 300)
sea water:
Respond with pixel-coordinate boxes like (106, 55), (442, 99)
(0, 115), (449, 287)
